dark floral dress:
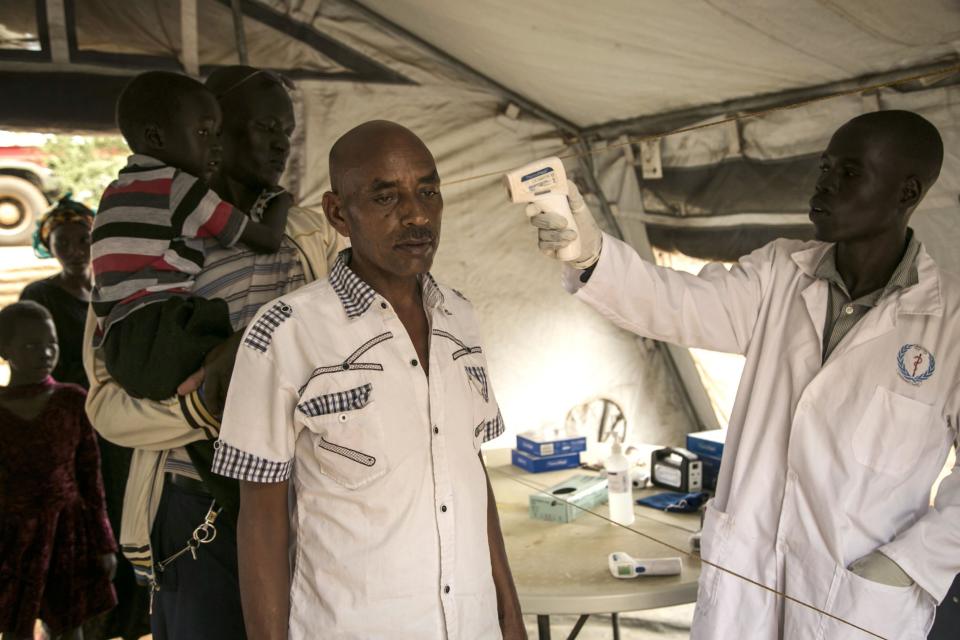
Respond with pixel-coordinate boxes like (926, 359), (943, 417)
(0, 379), (117, 636)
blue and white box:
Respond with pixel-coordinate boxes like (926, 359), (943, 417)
(516, 431), (587, 457)
(511, 448), (581, 473)
(685, 429), (726, 459)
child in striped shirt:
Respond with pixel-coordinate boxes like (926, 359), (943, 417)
(91, 71), (292, 401)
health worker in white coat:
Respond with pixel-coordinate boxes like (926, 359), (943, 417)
(524, 110), (959, 640)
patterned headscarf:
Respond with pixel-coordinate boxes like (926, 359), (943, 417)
(32, 194), (95, 259)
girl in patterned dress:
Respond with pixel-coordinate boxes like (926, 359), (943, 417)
(0, 302), (117, 639)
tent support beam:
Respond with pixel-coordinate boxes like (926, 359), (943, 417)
(229, 0), (249, 65)
(575, 142), (717, 431)
(44, 0), (69, 64)
(339, 0), (580, 137)
(581, 57), (960, 141)
(574, 140), (623, 238)
(180, 0), (200, 76)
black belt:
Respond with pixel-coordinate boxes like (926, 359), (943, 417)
(165, 472), (211, 496)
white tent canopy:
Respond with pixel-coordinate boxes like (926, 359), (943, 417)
(357, 0), (960, 128)
(1, 0), (958, 443)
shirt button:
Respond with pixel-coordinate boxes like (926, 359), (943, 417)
(844, 305), (854, 315)
(441, 504), (448, 512)
(433, 425), (439, 434)
(410, 359), (418, 367)
(443, 585), (450, 594)
(341, 363), (349, 370)
(380, 302), (388, 309)
(338, 414), (348, 423)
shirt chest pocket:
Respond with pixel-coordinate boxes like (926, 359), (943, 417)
(298, 381), (388, 489)
(460, 356), (502, 453)
(852, 386), (939, 477)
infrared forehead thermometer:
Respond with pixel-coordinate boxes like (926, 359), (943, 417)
(608, 552), (682, 578)
(504, 157), (582, 262)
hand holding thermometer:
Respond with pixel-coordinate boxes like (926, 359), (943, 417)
(608, 552), (682, 579)
(504, 157), (582, 262)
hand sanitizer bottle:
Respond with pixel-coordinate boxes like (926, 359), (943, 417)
(606, 435), (635, 526)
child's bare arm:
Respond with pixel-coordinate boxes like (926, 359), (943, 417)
(239, 191), (294, 253)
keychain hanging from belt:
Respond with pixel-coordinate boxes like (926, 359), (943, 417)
(149, 500), (221, 612)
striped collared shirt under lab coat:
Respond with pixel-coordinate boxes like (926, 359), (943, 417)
(212, 250), (505, 640)
(817, 230), (921, 362)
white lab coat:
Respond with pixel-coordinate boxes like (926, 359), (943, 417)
(568, 234), (960, 640)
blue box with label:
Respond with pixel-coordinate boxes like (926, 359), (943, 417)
(511, 448), (581, 473)
(685, 429), (726, 459)
(516, 432), (587, 457)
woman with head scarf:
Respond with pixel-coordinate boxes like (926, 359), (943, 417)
(19, 195), (94, 387)
(20, 196), (151, 640)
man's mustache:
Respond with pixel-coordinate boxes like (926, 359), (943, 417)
(397, 227), (435, 243)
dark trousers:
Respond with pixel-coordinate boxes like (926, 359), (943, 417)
(95, 438), (150, 640)
(929, 574), (960, 639)
(150, 478), (247, 640)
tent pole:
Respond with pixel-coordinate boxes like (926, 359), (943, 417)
(180, 0), (200, 76)
(573, 140), (623, 239)
(229, 0), (250, 65)
(336, 0), (580, 137)
(44, 0), (70, 64)
(581, 58), (959, 142)
(575, 143), (717, 432)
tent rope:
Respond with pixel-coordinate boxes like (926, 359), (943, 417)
(443, 62), (960, 189)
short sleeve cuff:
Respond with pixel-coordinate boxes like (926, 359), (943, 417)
(179, 390), (221, 439)
(212, 440), (292, 483)
(220, 206), (249, 248)
(482, 410), (505, 443)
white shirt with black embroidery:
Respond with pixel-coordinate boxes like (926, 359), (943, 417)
(213, 250), (505, 640)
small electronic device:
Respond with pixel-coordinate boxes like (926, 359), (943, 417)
(630, 467), (650, 489)
(608, 552), (682, 578)
(689, 531), (702, 553)
(504, 157), (582, 262)
(650, 447), (703, 493)
(686, 429), (726, 490)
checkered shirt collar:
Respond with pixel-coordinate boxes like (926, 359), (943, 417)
(420, 272), (446, 311)
(813, 229), (921, 303)
(330, 249), (445, 319)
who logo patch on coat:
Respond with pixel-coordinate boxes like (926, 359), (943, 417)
(897, 344), (935, 386)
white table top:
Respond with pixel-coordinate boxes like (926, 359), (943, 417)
(485, 448), (702, 616)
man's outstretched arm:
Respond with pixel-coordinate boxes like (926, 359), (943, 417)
(481, 455), (526, 639)
(238, 479), (291, 640)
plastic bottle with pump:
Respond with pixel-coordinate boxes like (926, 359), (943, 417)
(605, 434), (635, 526)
